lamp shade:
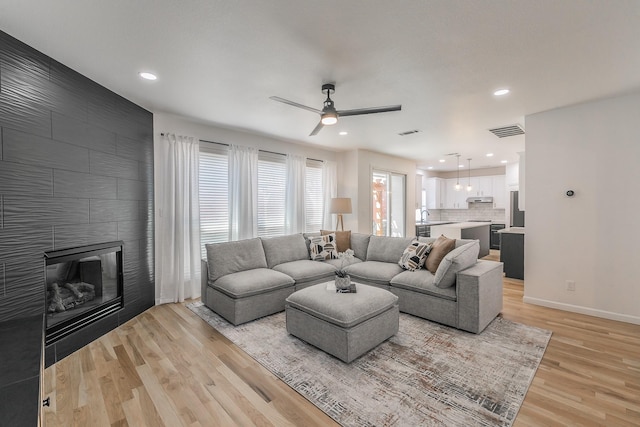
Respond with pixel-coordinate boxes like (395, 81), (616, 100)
(330, 197), (352, 214)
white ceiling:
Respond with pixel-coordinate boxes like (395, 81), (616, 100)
(1, 1), (639, 171)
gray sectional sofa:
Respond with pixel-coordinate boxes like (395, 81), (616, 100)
(201, 232), (503, 333)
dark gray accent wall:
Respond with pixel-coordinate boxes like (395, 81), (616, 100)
(0, 30), (154, 365)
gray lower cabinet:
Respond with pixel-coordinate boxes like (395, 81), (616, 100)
(415, 224), (430, 237)
(500, 233), (524, 279)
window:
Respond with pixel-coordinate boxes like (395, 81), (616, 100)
(372, 170), (406, 237)
(199, 143), (327, 244)
(257, 152), (286, 238)
(199, 143), (229, 257)
(305, 159), (323, 232)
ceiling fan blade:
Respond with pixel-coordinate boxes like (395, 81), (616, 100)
(337, 104), (402, 117)
(309, 121), (324, 136)
(269, 96), (322, 114)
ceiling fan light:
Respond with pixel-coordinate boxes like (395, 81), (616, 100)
(321, 112), (338, 125)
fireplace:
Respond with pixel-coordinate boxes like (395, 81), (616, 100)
(44, 241), (124, 345)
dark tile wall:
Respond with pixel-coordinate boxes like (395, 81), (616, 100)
(0, 30), (154, 365)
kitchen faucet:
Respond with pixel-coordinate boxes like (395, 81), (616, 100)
(421, 209), (430, 223)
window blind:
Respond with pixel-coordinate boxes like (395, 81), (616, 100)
(199, 143), (229, 257)
(305, 159), (323, 232)
(258, 152), (286, 238)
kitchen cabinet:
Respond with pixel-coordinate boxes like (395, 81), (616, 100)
(445, 178), (467, 209)
(425, 177), (445, 209)
(492, 175), (506, 208)
(430, 222), (491, 257)
(467, 176), (493, 197)
(499, 227), (525, 279)
(430, 174), (506, 210)
(415, 224), (429, 237)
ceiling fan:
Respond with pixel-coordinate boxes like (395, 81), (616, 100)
(270, 83), (402, 136)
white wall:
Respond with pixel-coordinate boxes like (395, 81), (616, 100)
(524, 91), (640, 324)
(337, 149), (359, 231)
(154, 112), (339, 161)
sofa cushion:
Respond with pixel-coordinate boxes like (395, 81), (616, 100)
(366, 236), (414, 263)
(351, 233), (371, 261)
(425, 235), (456, 273)
(398, 239), (432, 271)
(434, 241), (480, 289)
(206, 238), (268, 283)
(212, 268), (294, 298)
(261, 234), (309, 268)
(309, 234), (338, 260)
(285, 283), (398, 328)
(344, 261), (404, 287)
(390, 270), (457, 301)
(273, 259), (337, 283)
(321, 230), (351, 253)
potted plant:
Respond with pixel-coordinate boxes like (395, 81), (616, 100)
(335, 249), (355, 292)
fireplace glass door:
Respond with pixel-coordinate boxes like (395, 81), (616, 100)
(44, 241), (124, 344)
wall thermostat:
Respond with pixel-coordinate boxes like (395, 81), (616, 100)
(565, 190), (575, 197)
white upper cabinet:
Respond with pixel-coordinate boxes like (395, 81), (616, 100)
(425, 177), (445, 209)
(428, 174), (507, 210)
(491, 175), (506, 208)
(445, 178), (467, 209)
(466, 176), (493, 197)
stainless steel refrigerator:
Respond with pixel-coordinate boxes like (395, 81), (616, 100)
(510, 191), (525, 227)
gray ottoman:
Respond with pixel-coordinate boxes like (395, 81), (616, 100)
(285, 282), (399, 363)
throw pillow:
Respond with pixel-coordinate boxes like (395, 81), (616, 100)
(321, 230), (351, 253)
(433, 241), (480, 288)
(309, 233), (338, 260)
(425, 234), (456, 273)
(398, 239), (432, 271)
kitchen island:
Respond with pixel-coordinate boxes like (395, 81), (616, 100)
(429, 222), (491, 257)
(497, 227), (525, 279)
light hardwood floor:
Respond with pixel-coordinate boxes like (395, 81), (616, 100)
(44, 255), (640, 426)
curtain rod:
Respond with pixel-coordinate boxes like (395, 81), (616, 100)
(161, 133), (323, 162)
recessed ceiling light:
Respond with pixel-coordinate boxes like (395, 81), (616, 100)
(501, 160), (508, 164)
(494, 89), (510, 96)
(427, 166), (433, 170)
(339, 131), (348, 136)
(459, 164), (464, 168)
(439, 159), (445, 163)
(486, 153), (494, 157)
(139, 72), (157, 81)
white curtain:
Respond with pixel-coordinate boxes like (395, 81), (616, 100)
(229, 144), (258, 240)
(156, 134), (201, 304)
(322, 160), (338, 230)
(285, 154), (306, 234)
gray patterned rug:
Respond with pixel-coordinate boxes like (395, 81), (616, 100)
(188, 302), (551, 427)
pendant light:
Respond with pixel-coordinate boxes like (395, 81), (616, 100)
(454, 154), (461, 191)
(466, 158), (473, 192)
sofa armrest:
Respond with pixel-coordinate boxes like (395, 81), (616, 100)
(456, 260), (503, 333)
(201, 258), (209, 301)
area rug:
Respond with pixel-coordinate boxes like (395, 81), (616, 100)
(188, 302), (551, 427)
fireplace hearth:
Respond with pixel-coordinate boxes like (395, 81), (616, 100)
(44, 241), (124, 345)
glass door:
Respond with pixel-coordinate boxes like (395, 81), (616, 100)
(372, 170), (406, 237)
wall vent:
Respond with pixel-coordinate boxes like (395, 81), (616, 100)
(398, 129), (420, 136)
(488, 124), (525, 138)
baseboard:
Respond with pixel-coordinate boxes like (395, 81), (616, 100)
(523, 296), (640, 325)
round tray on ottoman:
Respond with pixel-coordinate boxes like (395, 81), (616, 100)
(284, 282), (399, 363)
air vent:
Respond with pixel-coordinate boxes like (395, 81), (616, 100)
(488, 124), (525, 138)
(398, 129), (420, 136)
